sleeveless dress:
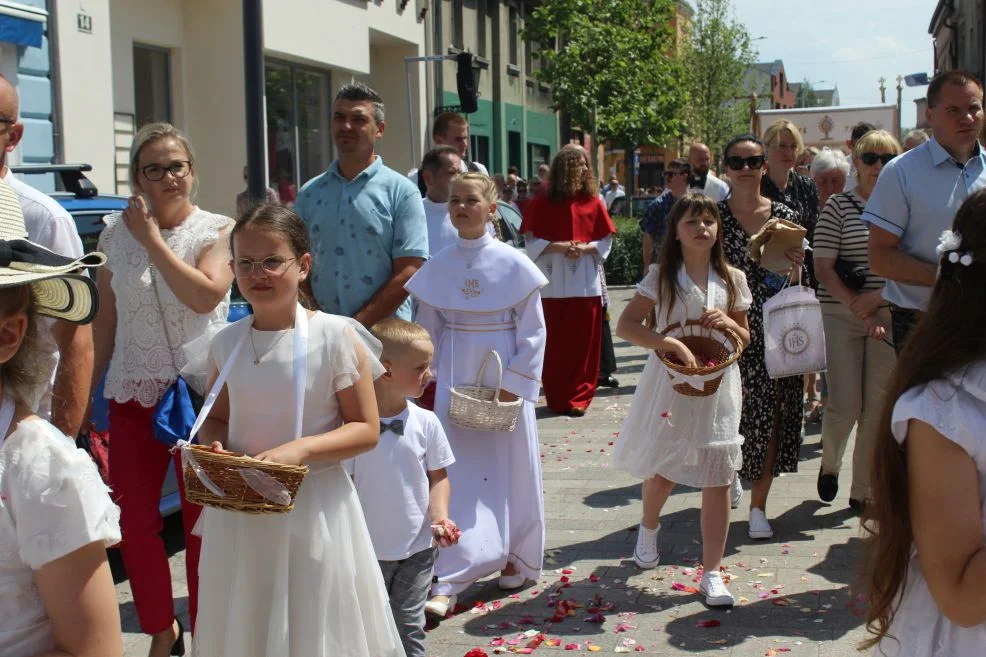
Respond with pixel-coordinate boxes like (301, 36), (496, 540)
(612, 265), (751, 487)
(193, 312), (404, 657)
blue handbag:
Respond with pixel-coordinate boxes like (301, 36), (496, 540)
(148, 266), (206, 447)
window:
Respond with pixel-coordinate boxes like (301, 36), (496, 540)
(508, 6), (519, 66)
(265, 61), (332, 206)
(133, 44), (171, 127)
(476, 0), (487, 57)
(470, 134), (490, 169)
(452, 0), (464, 49)
(525, 40), (540, 75)
(527, 143), (549, 177)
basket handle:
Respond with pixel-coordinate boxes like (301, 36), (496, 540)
(475, 350), (505, 401)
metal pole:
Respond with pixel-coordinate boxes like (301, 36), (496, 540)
(243, 0), (266, 203)
(406, 59), (416, 167)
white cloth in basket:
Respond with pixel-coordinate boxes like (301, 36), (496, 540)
(407, 231), (548, 597)
(612, 264), (751, 487)
(193, 312), (402, 657)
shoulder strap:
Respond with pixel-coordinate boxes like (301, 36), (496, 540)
(0, 393), (15, 444)
(148, 266), (180, 376)
(466, 160), (481, 173)
(843, 192), (865, 216)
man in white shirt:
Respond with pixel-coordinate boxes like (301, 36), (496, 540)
(420, 145), (463, 256)
(0, 76), (91, 437)
(408, 112), (488, 195)
(687, 142), (729, 202)
(602, 177), (625, 211)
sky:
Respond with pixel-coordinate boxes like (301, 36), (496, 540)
(730, 0), (937, 128)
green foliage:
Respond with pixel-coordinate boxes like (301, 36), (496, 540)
(524, 0), (687, 151)
(796, 78), (822, 108)
(681, 0), (759, 158)
(604, 217), (644, 286)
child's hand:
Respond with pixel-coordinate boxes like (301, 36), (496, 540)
(254, 440), (309, 466)
(208, 441), (225, 453)
(431, 519), (461, 547)
(666, 338), (698, 368)
(700, 309), (733, 332)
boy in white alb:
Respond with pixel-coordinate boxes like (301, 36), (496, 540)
(345, 318), (457, 657)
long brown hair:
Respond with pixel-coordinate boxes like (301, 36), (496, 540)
(654, 194), (738, 326)
(546, 144), (600, 202)
(861, 189), (986, 649)
(0, 285), (43, 406)
(230, 203), (319, 311)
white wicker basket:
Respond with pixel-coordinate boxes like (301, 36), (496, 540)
(448, 350), (523, 432)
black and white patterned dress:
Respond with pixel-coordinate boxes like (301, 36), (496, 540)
(719, 200), (806, 481)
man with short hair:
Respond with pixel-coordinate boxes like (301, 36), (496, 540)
(296, 82), (428, 325)
(844, 121), (876, 192)
(408, 112), (488, 195)
(863, 70), (986, 351)
(419, 145), (462, 256)
(687, 142), (729, 201)
(902, 129), (929, 152)
(639, 158), (691, 272)
(602, 176), (625, 212)
(0, 75), (91, 438)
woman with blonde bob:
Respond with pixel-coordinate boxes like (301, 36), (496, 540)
(812, 129), (900, 511)
(520, 145), (616, 416)
(90, 122), (234, 656)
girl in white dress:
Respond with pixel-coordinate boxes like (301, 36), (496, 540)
(613, 194), (751, 608)
(0, 178), (122, 657)
(405, 173), (548, 618)
(862, 191), (986, 656)
(193, 204), (404, 657)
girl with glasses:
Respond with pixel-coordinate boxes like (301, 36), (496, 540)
(717, 134), (806, 541)
(90, 122), (234, 656)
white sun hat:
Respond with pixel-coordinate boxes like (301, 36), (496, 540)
(0, 178), (104, 324)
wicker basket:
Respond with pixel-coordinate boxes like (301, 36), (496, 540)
(182, 444), (309, 514)
(657, 321), (743, 397)
(448, 350), (523, 432)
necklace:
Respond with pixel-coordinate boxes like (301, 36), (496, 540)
(249, 327), (289, 365)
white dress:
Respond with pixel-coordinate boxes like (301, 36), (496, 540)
(193, 312), (404, 657)
(877, 362), (986, 656)
(0, 404), (121, 657)
(612, 265), (751, 487)
(406, 232), (548, 596)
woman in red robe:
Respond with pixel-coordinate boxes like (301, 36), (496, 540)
(520, 145), (616, 416)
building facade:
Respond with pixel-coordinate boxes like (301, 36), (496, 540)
(427, 0), (559, 179)
(51, 0), (430, 217)
(929, 0), (985, 81)
(752, 60), (797, 110)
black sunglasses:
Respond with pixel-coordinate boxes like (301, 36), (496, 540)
(725, 155), (766, 171)
(860, 152), (895, 166)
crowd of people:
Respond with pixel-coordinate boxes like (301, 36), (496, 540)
(0, 67), (983, 657)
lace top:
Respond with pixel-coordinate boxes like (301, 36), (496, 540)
(99, 208), (233, 407)
(0, 418), (121, 657)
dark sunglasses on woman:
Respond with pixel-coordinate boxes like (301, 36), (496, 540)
(724, 155), (766, 171)
(860, 152), (895, 166)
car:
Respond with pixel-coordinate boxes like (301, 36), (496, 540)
(496, 202), (525, 248)
(10, 164), (250, 517)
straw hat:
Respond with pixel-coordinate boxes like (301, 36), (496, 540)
(0, 178), (104, 324)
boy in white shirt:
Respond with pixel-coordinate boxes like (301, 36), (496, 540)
(346, 318), (458, 657)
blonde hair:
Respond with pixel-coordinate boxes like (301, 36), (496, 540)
(370, 318), (433, 360)
(452, 172), (499, 203)
(763, 119), (805, 157)
(129, 122), (197, 197)
(853, 129), (902, 160)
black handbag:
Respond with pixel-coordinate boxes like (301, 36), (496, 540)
(834, 194), (869, 292)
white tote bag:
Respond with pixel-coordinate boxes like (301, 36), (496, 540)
(762, 277), (827, 379)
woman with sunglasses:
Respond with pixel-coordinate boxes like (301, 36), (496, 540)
(90, 122), (234, 657)
(811, 130), (899, 513)
(718, 134), (806, 540)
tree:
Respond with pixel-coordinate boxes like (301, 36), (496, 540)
(524, 0), (687, 178)
(681, 0), (759, 160)
(796, 78), (821, 108)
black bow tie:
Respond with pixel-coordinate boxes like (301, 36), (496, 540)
(689, 173), (708, 189)
(380, 419), (405, 436)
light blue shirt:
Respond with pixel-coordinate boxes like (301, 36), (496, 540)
(862, 138), (986, 310)
(295, 156), (428, 320)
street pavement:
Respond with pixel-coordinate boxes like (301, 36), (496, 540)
(117, 286), (871, 656)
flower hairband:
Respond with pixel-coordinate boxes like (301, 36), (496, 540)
(936, 229), (975, 266)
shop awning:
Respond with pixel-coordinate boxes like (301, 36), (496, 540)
(0, 2), (45, 49)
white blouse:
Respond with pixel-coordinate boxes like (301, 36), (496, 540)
(524, 235), (613, 299)
(0, 419), (121, 657)
(99, 208), (232, 407)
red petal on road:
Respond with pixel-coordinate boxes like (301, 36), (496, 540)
(695, 619), (721, 628)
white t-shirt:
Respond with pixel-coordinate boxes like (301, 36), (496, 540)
(603, 186), (625, 210)
(3, 170), (85, 420)
(423, 196), (457, 257)
(345, 403), (455, 561)
(689, 172), (729, 202)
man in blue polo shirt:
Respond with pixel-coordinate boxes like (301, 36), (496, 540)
(295, 82), (428, 324)
(863, 70), (986, 353)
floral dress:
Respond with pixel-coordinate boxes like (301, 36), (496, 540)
(719, 200), (806, 481)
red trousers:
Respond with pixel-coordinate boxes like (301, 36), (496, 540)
(109, 400), (202, 635)
(542, 296), (603, 413)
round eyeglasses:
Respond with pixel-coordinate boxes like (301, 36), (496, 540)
(140, 160), (193, 182)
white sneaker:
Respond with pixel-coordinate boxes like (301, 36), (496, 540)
(700, 571), (734, 607)
(730, 473), (743, 509)
(424, 594), (456, 618)
(498, 572), (527, 590)
(633, 523), (660, 569)
(748, 508), (774, 540)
